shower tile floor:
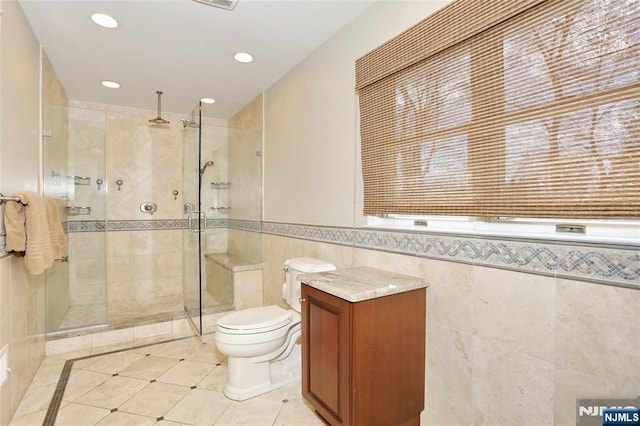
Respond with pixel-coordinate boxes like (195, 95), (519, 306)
(9, 334), (325, 426)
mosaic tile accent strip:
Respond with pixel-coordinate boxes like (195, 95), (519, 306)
(228, 219), (262, 232)
(1, 216), (637, 288)
(60, 219), (231, 233)
(108, 219), (189, 231)
(262, 222), (640, 289)
(65, 220), (107, 233)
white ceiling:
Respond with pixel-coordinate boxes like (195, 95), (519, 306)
(19, 0), (374, 119)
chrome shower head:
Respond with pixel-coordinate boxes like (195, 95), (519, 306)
(181, 118), (199, 128)
(149, 91), (170, 124)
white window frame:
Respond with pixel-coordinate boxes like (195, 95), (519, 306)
(366, 214), (640, 246)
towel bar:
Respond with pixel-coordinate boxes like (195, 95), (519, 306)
(0, 193), (22, 205)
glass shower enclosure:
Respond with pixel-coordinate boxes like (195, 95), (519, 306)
(42, 104), (108, 333)
(182, 101), (263, 334)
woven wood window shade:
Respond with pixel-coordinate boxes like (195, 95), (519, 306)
(356, 0), (640, 219)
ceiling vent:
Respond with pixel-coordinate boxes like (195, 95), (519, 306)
(192, 0), (238, 10)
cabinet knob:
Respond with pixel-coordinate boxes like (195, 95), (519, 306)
(299, 298), (306, 304)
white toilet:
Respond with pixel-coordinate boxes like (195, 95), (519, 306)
(215, 257), (336, 401)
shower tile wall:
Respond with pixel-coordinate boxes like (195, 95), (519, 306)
(65, 101), (232, 325)
(227, 95), (262, 263)
(200, 119), (229, 254)
(65, 107), (108, 327)
(101, 103), (186, 324)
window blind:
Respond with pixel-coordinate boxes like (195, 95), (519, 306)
(356, 0), (640, 219)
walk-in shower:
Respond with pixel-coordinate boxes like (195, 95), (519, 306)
(41, 99), (262, 339)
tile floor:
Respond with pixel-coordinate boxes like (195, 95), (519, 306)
(9, 334), (325, 426)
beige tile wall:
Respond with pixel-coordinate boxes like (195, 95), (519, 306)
(227, 95), (262, 262)
(0, 257), (46, 426)
(0, 1), (50, 423)
(261, 233), (640, 426)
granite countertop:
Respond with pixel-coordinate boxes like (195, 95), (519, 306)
(299, 266), (429, 303)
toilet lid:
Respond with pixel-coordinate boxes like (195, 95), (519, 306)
(217, 305), (293, 332)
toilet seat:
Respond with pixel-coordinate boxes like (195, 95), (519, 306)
(217, 305), (293, 335)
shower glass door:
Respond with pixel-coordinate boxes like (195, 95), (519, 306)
(182, 103), (204, 333)
(43, 104), (108, 333)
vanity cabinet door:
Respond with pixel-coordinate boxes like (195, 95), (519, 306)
(302, 283), (426, 426)
(301, 284), (351, 426)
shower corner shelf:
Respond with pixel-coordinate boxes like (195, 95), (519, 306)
(65, 206), (92, 216)
(211, 182), (231, 189)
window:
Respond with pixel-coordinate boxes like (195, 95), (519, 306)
(356, 0), (640, 221)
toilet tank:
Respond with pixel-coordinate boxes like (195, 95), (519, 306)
(283, 257), (335, 312)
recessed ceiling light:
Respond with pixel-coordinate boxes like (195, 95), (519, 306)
(201, 98), (216, 104)
(101, 80), (120, 89)
(233, 52), (254, 63)
(91, 13), (118, 29)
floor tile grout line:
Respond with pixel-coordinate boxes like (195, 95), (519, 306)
(38, 333), (211, 425)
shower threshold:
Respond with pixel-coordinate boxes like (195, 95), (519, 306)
(44, 309), (233, 357)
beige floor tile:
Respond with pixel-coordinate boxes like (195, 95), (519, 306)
(95, 410), (157, 425)
(157, 360), (214, 387)
(273, 394), (325, 426)
(137, 338), (203, 360)
(11, 383), (57, 418)
(184, 343), (225, 365)
(258, 380), (301, 403)
(214, 397), (283, 426)
(197, 365), (227, 392)
(75, 376), (150, 409)
(118, 355), (179, 381)
(62, 369), (113, 402)
(8, 409), (47, 426)
(119, 382), (190, 418)
(29, 363), (65, 389)
(134, 333), (177, 348)
(90, 341), (135, 356)
(164, 388), (232, 426)
(12, 335), (323, 426)
(54, 402), (110, 425)
(80, 351), (147, 375)
(39, 356), (67, 368)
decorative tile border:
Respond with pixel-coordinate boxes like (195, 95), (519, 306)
(262, 221), (640, 289)
(1, 218), (638, 288)
(228, 218), (262, 233)
(62, 219), (231, 233)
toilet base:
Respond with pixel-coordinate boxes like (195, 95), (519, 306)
(223, 344), (301, 401)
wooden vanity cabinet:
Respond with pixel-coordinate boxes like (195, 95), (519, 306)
(301, 284), (426, 426)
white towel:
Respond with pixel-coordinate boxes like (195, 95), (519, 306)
(4, 192), (67, 274)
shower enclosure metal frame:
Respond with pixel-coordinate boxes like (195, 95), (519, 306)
(183, 101), (206, 333)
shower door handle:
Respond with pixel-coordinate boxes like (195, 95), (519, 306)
(187, 211), (206, 233)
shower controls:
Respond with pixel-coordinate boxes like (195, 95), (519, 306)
(172, 190), (179, 200)
(184, 202), (195, 214)
(140, 202), (157, 215)
(96, 179), (104, 191)
(116, 179), (124, 190)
